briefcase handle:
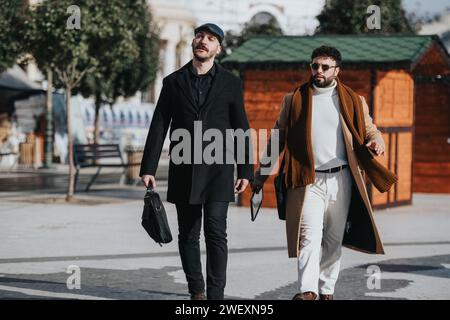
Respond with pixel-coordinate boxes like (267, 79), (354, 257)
(145, 186), (162, 211)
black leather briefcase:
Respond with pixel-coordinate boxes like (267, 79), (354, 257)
(141, 187), (173, 245)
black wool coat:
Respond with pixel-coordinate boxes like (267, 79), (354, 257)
(139, 61), (254, 204)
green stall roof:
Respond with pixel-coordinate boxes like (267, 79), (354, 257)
(221, 35), (449, 70)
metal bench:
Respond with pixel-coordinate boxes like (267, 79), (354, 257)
(0, 150), (18, 171)
(73, 144), (141, 192)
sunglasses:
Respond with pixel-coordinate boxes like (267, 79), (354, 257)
(310, 63), (339, 72)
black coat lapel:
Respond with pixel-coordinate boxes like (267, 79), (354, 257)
(175, 62), (196, 109)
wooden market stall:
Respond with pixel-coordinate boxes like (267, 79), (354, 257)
(222, 35), (450, 209)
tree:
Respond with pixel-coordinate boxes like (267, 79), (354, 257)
(0, 0), (27, 73)
(315, 0), (417, 34)
(74, 0), (159, 144)
(219, 16), (283, 59)
(25, 0), (123, 201)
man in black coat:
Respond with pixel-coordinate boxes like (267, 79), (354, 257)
(139, 23), (254, 300)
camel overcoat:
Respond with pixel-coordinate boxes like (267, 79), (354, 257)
(256, 91), (387, 258)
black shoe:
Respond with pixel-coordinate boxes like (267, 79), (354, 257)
(292, 292), (317, 300)
(190, 292), (206, 300)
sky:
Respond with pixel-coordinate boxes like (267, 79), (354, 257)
(402, 0), (450, 18)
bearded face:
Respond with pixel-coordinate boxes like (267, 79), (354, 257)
(192, 31), (221, 62)
(310, 56), (340, 88)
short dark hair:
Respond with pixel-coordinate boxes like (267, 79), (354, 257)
(311, 46), (342, 66)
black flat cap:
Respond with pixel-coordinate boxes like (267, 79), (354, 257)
(194, 23), (224, 44)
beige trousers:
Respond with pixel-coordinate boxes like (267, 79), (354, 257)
(295, 167), (352, 295)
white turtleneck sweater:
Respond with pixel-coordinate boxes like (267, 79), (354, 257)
(311, 80), (348, 170)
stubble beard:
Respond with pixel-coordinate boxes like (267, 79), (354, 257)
(193, 52), (213, 63)
(313, 75), (336, 88)
(192, 44), (216, 63)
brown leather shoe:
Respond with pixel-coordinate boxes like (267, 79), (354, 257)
(319, 294), (334, 300)
(190, 292), (206, 300)
(292, 291), (317, 300)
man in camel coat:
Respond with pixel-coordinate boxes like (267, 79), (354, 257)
(252, 46), (397, 300)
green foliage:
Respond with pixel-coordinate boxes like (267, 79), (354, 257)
(24, 0), (101, 86)
(219, 16), (283, 60)
(315, 0), (417, 34)
(75, 0), (159, 105)
(0, 0), (27, 73)
(24, 0), (159, 100)
(21, 0), (160, 199)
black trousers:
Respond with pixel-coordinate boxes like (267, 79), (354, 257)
(175, 201), (229, 300)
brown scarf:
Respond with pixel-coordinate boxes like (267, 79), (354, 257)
(283, 78), (398, 193)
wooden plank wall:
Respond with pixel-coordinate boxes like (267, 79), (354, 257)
(370, 70), (414, 207)
(413, 44), (450, 193)
(240, 70), (307, 208)
(414, 81), (450, 193)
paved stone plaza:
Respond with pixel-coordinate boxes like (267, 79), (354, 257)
(0, 169), (449, 300)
